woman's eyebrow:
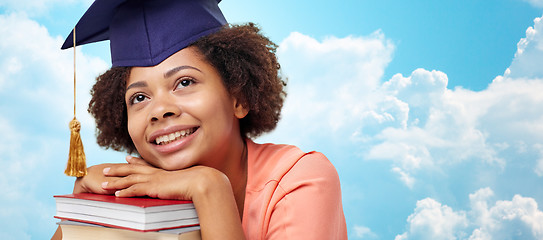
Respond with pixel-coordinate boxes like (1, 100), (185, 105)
(164, 65), (202, 79)
(126, 81), (147, 91)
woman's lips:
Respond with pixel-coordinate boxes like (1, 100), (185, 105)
(149, 126), (200, 154)
(153, 127), (198, 145)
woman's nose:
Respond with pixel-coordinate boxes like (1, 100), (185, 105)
(149, 95), (181, 122)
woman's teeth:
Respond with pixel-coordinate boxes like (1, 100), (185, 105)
(155, 128), (197, 145)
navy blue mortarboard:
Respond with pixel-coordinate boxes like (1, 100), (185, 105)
(61, 0), (227, 67)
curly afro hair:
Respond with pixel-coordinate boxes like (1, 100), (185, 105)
(88, 23), (287, 154)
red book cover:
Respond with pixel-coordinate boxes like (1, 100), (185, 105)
(54, 193), (199, 232)
(54, 193), (193, 207)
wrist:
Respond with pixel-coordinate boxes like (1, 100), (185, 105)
(72, 177), (87, 194)
(190, 167), (232, 202)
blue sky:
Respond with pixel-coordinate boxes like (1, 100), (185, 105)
(1, 0), (543, 239)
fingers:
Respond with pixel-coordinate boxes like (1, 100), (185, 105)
(91, 186), (118, 195)
(103, 163), (157, 177)
(103, 176), (160, 198)
(102, 173), (148, 190)
(73, 163), (123, 195)
(126, 155), (153, 166)
(114, 183), (158, 198)
(101, 165), (163, 198)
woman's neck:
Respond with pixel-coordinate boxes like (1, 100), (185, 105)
(214, 136), (248, 219)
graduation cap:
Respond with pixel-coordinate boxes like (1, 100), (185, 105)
(62, 0), (227, 177)
(62, 0), (227, 67)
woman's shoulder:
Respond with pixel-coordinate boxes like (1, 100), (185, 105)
(243, 140), (346, 239)
(246, 139), (339, 190)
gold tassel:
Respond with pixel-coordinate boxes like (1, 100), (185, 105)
(65, 117), (87, 177)
(65, 27), (87, 177)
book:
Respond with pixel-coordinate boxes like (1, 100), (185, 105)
(59, 220), (201, 240)
(54, 193), (199, 232)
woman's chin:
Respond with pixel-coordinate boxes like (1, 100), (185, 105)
(154, 156), (196, 171)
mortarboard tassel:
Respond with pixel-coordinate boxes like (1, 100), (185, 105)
(65, 27), (87, 177)
(66, 117), (87, 177)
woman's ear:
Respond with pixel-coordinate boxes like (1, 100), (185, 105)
(233, 98), (249, 119)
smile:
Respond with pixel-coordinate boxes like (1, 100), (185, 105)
(154, 127), (198, 145)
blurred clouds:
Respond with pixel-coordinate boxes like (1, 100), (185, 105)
(1, 2), (542, 239)
(505, 16), (543, 79)
(0, 0), (75, 16)
(0, 12), (108, 239)
(469, 188), (543, 240)
(271, 14), (543, 184)
(353, 225), (378, 239)
(394, 197), (468, 240)
(264, 14), (543, 238)
(396, 188), (543, 240)
(535, 144), (543, 177)
(271, 27), (543, 186)
(268, 30), (396, 148)
(0, 117), (60, 240)
(0, 12), (108, 130)
(524, 0), (543, 8)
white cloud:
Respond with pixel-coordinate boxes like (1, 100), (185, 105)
(353, 225), (378, 239)
(0, 0), (54, 16)
(523, 0), (543, 8)
(505, 16), (543, 78)
(469, 187), (495, 228)
(263, 15), (543, 189)
(372, 67), (543, 182)
(0, 12), (108, 129)
(469, 188), (543, 240)
(0, 0), (88, 17)
(0, 12), (108, 239)
(262, 30), (396, 148)
(396, 188), (543, 240)
(535, 144), (543, 176)
(0, 116), (60, 240)
(395, 198), (468, 240)
(391, 167), (415, 189)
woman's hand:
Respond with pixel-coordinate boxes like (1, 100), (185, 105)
(102, 156), (246, 239)
(101, 156), (226, 201)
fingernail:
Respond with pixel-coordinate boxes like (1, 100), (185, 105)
(103, 167), (110, 174)
(115, 190), (121, 197)
(101, 182), (108, 189)
(126, 156), (132, 163)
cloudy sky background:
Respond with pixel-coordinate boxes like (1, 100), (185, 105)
(1, 0), (543, 239)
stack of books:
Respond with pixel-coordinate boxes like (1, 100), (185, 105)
(54, 193), (201, 240)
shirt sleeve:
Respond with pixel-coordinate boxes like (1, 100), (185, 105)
(265, 152), (348, 240)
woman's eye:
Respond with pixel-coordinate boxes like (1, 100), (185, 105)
(176, 78), (194, 89)
(131, 94), (148, 105)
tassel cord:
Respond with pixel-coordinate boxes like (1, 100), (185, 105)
(65, 27), (87, 177)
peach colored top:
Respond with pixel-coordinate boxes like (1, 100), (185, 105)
(242, 139), (347, 240)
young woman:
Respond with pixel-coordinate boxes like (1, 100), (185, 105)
(53, 0), (347, 239)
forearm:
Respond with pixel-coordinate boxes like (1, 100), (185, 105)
(51, 226), (62, 240)
(192, 169), (246, 240)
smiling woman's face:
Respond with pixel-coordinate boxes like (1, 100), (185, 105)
(124, 46), (247, 171)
